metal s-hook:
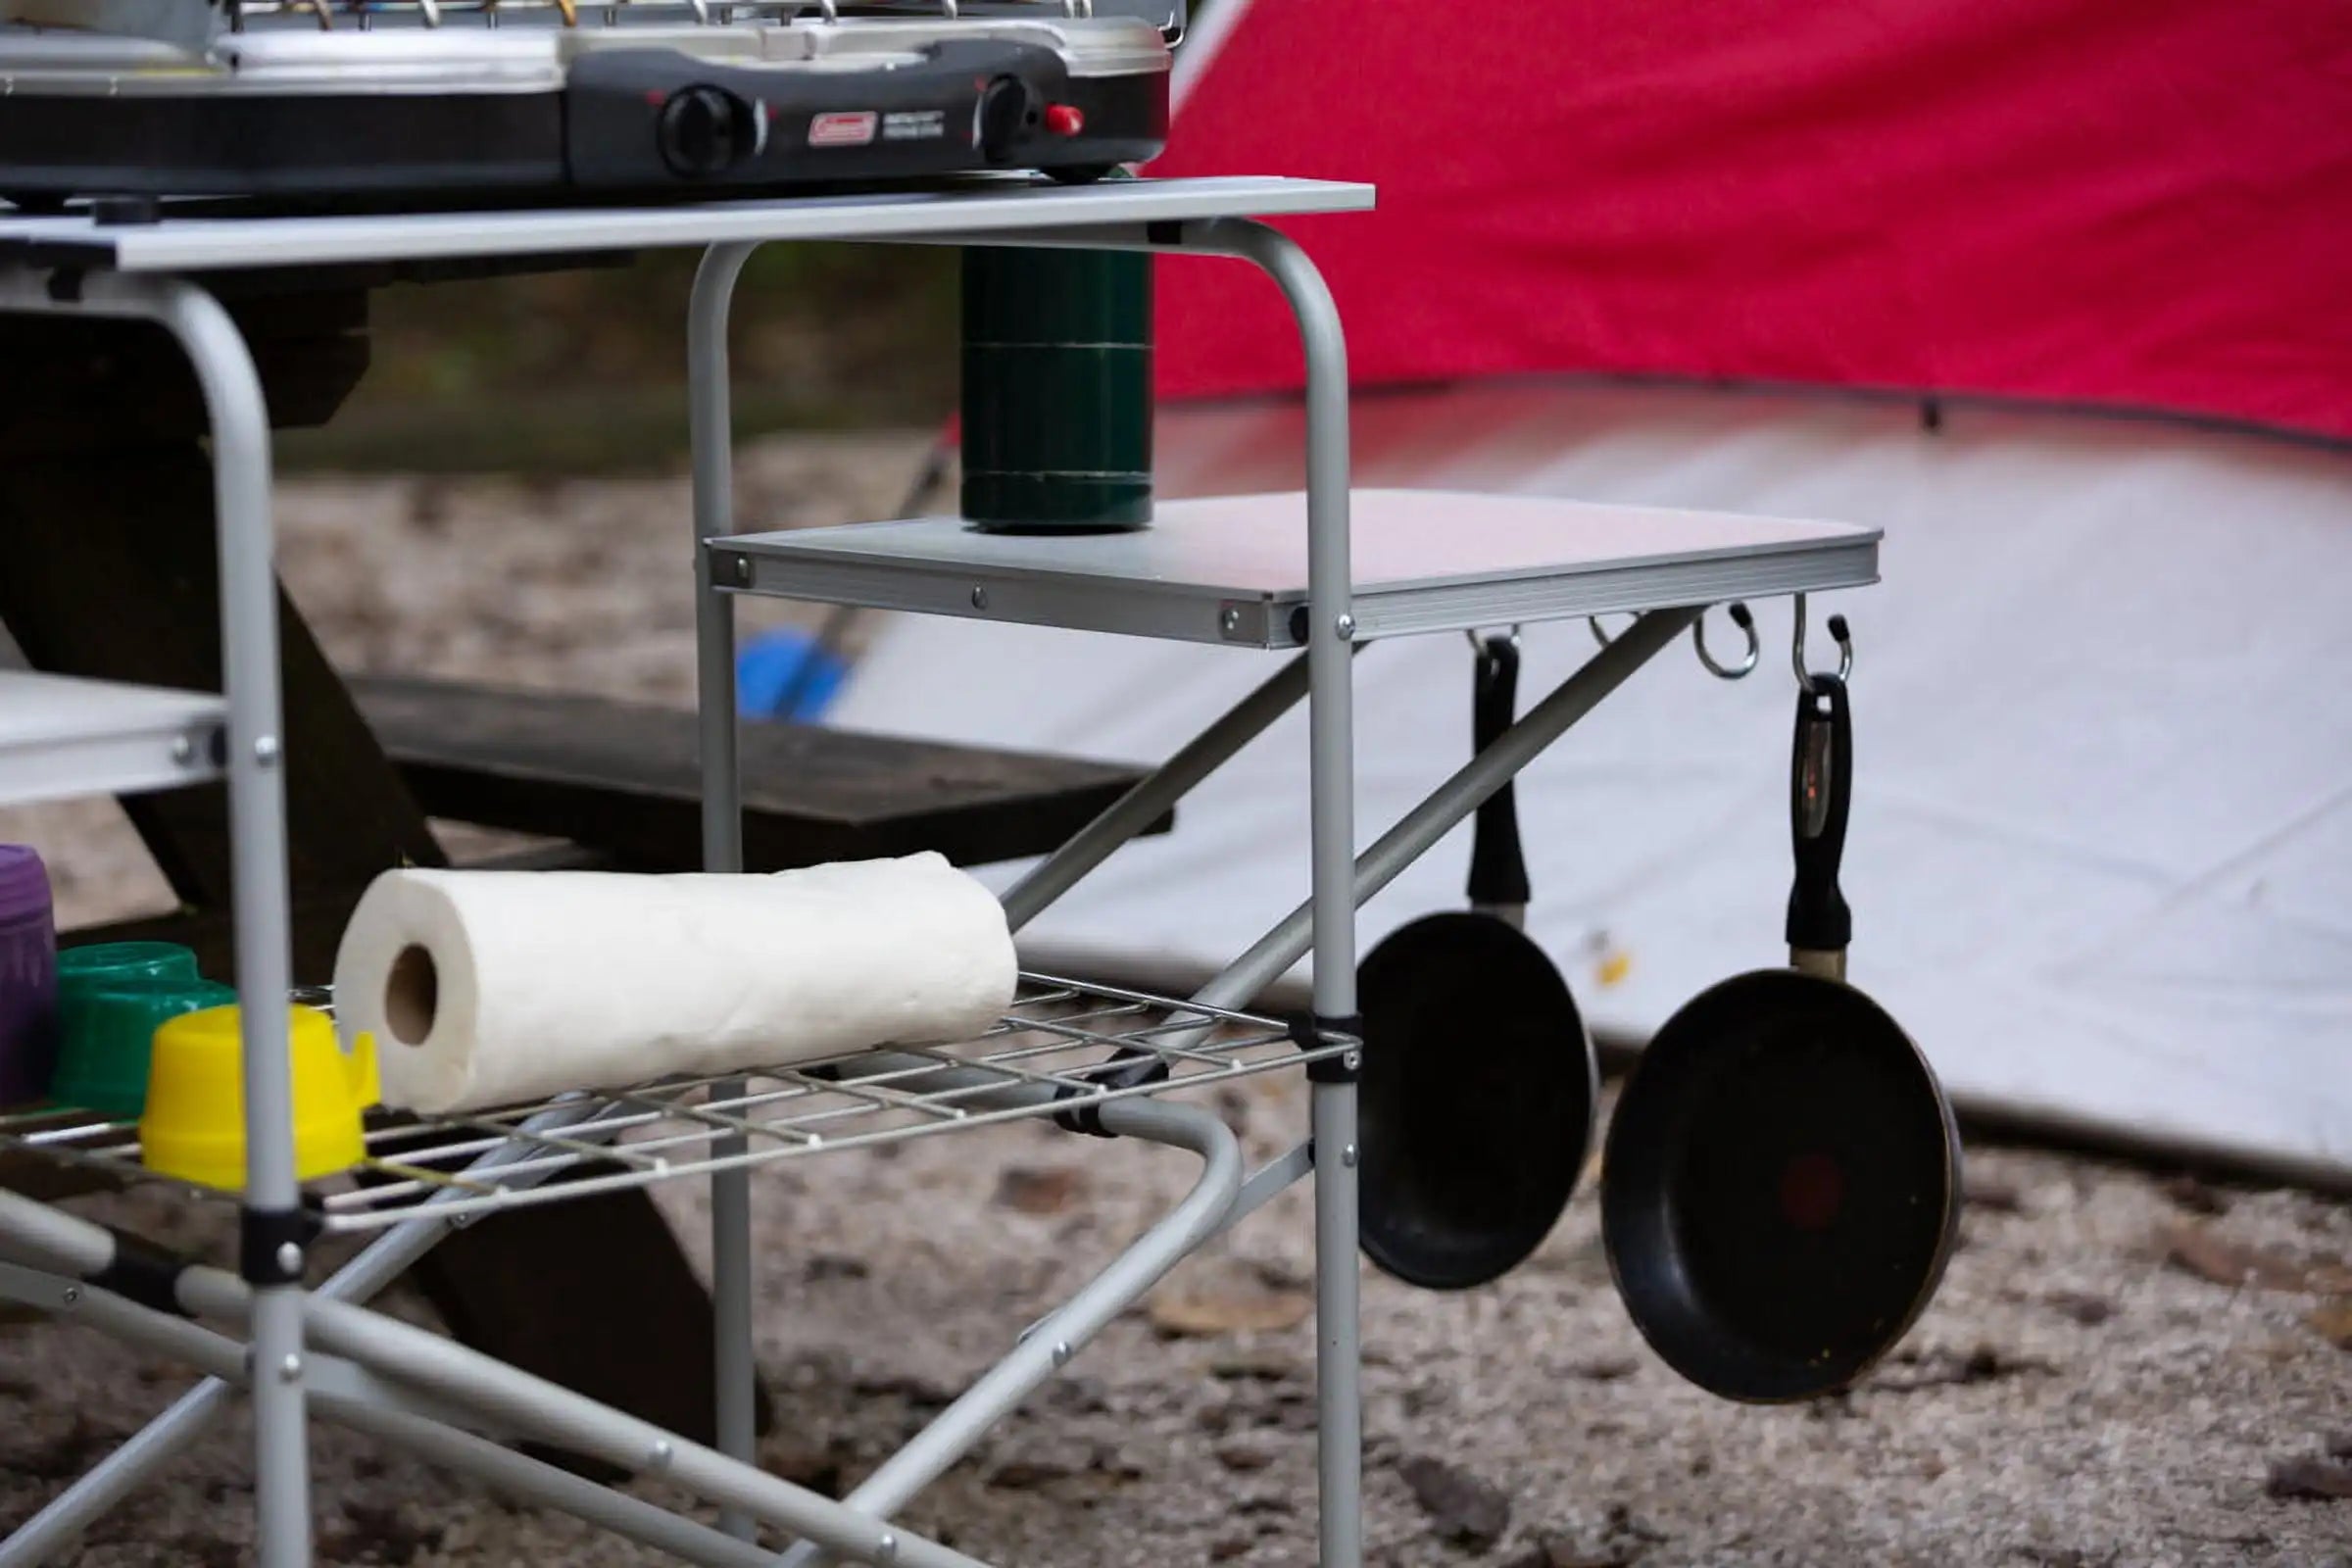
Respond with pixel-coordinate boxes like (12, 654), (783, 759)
(1694, 602), (1759, 680)
(1791, 594), (1853, 692)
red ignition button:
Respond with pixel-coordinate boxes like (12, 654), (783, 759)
(1044, 103), (1086, 137)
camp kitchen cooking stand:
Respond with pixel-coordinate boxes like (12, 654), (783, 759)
(0, 181), (1885, 1566)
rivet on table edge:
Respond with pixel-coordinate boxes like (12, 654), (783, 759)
(172, 734), (196, 764)
(731, 555), (753, 586)
(1219, 606), (1241, 632)
(970, 585), (990, 610)
(60, 1285), (80, 1308)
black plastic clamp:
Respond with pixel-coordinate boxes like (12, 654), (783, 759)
(90, 1229), (196, 1318)
(1296, 1014), (1363, 1085)
(1052, 1050), (1171, 1138)
(239, 1204), (322, 1287)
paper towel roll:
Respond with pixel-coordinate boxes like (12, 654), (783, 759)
(332, 854), (1017, 1114)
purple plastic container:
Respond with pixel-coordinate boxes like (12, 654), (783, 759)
(0, 846), (61, 1108)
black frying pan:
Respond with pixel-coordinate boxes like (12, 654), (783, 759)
(1601, 669), (1962, 1401)
(1356, 634), (1598, 1291)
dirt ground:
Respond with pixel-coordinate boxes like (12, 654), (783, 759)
(3, 440), (2348, 1567)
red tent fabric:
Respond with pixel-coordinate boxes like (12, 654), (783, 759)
(1149, 0), (2352, 442)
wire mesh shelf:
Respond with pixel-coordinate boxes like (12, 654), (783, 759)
(0, 974), (1348, 1234)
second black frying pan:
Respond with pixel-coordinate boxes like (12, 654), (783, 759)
(1601, 668), (1963, 1401)
(1357, 634), (1598, 1292)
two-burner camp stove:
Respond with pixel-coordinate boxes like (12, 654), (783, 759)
(0, 0), (1176, 207)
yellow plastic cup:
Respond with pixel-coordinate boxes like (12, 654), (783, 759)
(138, 1004), (380, 1191)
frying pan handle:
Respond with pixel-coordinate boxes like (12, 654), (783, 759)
(1786, 671), (1853, 962)
(1469, 635), (1533, 914)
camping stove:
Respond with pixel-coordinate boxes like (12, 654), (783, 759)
(0, 1), (1175, 207)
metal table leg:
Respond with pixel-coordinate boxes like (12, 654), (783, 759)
(864, 215), (1373, 1563)
(114, 276), (315, 1568)
(0, 1376), (216, 1568)
(691, 239), (763, 1540)
(1215, 218), (1367, 1568)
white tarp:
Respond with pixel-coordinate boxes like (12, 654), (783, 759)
(833, 381), (2352, 1182)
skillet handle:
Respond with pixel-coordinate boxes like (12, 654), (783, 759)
(1469, 635), (1533, 915)
(1786, 670), (1853, 963)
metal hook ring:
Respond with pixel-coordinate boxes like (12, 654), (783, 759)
(1693, 602), (1759, 680)
(1589, 613), (1637, 650)
(1791, 594), (1854, 691)
(1464, 625), (1523, 654)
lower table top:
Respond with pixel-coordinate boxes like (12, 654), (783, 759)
(0, 669), (224, 809)
(711, 488), (1882, 648)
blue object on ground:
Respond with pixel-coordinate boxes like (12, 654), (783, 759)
(737, 627), (849, 722)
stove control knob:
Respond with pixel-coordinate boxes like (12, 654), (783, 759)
(976, 75), (1035, 164)
(659, 85), (753, 177)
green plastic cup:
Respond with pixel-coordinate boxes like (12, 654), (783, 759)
(57, 941), (201, 990)
(53, 975), (236, 1120)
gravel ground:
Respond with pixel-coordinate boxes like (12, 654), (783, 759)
(3, 441), (2348, 1567)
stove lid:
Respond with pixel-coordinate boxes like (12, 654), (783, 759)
(2, 0), (1182, 46)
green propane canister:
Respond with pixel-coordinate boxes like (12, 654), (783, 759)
(961, 183), (1152, 532)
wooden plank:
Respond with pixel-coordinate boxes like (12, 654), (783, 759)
(353, 674), (1170, 870)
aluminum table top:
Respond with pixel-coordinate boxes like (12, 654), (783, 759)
(0, 175), (1374, 271)
(712, 488), (1882, 647)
